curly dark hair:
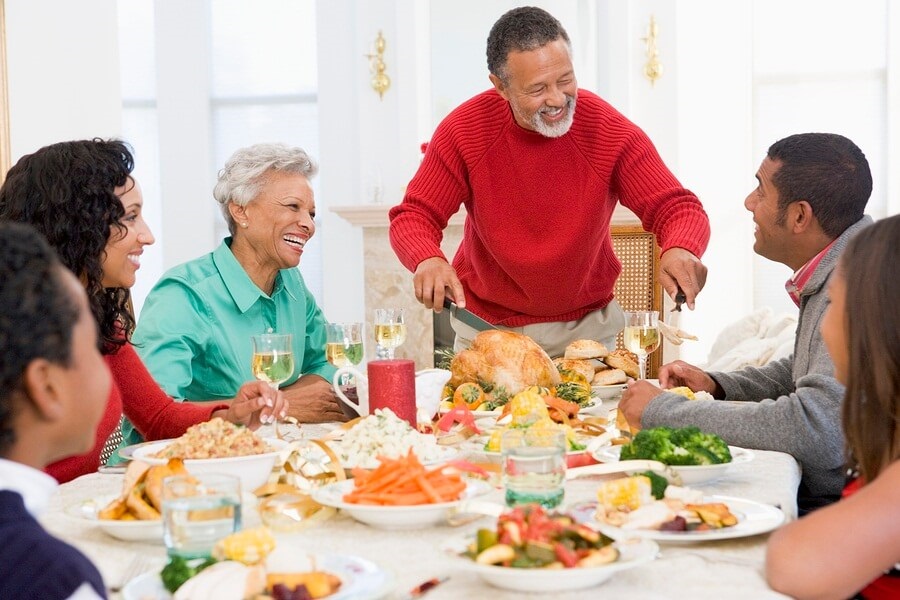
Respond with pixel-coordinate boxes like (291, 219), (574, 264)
(839, 214), (900, 483)
(0, 222), (80, 454)
(767, 133), (871, 238)
(0, 138), (135, 354)
(486, 6), (570, 83)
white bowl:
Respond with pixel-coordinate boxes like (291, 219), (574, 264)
(591, 383), (626, 400)
(132, 437), (288, 492)
(66, 494), (163, 543)
(592, 444), (754, 485)
(311, 479), (492, 529)
(442, 535), (658, 592)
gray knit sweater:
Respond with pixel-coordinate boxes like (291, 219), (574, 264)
(643, 216), (872, 509)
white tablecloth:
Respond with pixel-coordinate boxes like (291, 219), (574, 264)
(41, 424), (801, 600)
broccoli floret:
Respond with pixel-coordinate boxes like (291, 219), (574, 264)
(620, 427), (681, 463)
(620, 426), (731, 466)
(671, 427), (732, 464)
(639, 470), (669, 499)
(160, 556), (217, 593)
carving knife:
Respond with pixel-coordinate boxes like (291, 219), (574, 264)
(443, 297), (497, 331)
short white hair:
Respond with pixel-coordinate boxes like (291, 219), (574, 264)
(213, 143), (319, 235)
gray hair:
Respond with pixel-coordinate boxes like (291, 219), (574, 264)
(213, 143), (319, 235)
(486, 6), (570, 84)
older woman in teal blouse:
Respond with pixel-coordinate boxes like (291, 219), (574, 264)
(126, 143), (347, 448)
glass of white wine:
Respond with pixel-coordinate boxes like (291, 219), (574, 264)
(622, 311), (660, 380)
(250, 333), (295, 390)
(373, 308), (406, 359)
(325, 322), (364, 385)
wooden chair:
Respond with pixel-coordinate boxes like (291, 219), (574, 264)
(610, 224), (664, 378)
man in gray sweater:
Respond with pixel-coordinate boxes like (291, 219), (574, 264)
(619, 133), (873, 513)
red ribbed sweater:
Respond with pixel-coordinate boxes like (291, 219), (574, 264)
(389, 89), (710, 326)
(45, 343), (225, 483)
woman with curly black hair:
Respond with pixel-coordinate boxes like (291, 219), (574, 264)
(0, 139), (288, 483)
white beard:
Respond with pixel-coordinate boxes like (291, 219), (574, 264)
(530, 94), (576, 138)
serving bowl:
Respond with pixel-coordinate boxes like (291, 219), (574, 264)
(132, 437), (288, 492)
(592, 445), (754, 485)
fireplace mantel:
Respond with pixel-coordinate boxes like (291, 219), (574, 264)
(331, 204), (467, 369)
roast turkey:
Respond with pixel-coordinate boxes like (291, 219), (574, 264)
(448, 330), (561, 395)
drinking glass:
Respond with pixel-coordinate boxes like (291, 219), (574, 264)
(326, 322), (364, 386)
(502, 428), (566, 509)
(373, 308), (406, 359)
(250, 333), (295, 389)
(162, 474), (242, 559)
(622, 310), (660, 380)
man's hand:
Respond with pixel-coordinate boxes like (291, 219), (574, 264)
(659, 248), (708, 310)
(282, 374), (349, 423)
(217, 381), (288, 429)
(618, 379), (664, 429)
(657, 360), (721, 396)
(414, 257), (466, 310)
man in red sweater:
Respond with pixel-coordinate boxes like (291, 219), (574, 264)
(389, 6), (710, 356)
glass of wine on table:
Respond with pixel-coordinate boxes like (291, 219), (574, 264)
(622, 311), (660, 380)
(326, 322), (364, 386)
(373, 308), (406, 359)
(250, 332), (294, 437)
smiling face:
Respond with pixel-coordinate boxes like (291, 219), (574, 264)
(231, 171), (316, 273)
(490, 38), (577, 138)
(821, 266), (849, 385)
(744, 157), (794, 265)
(101, 178), (155, 289)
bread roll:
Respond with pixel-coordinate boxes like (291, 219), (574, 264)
(564, 339), (609, 360)
(604, 349), (640, 379)
(553, 358), (595, 382)
(592, 368), (627, 386)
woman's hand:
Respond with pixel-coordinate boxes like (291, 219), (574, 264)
(215, 381), (288, 430)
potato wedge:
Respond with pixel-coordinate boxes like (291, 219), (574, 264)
(97, 497), (128, 521)
(126, 483), (161, 520)
(145, 458), (190, 511)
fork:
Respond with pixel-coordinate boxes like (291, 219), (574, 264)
(108, 553), (155, 594)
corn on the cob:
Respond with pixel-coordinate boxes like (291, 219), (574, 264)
(509, 388), (550, 426)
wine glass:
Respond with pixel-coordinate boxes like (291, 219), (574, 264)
(326, 322), (364, 385)
(622, 311), (660, 380)
(373, 308), (406, 359)
(251, 333), (294, 438)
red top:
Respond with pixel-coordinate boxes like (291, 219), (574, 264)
(842, 477), (900, 599)
(46, 343), (227, 483)
(389, 89), (710, 327)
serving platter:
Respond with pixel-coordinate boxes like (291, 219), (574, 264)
(571, 495), (785, 543)
(592, 445), (754, 485)
(122, 553), (394, 600)
(311, 479), (492, 529)
(441, 535), (658, 592)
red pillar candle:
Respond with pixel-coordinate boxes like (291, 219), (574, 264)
(366, 359), (417, 426)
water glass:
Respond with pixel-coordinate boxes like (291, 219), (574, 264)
(502, 428), (566, 509)
(162, 473), (242, 559)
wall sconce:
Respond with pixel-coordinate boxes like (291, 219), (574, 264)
(641, 16), (663, 86)
(366, 30), (391, 100)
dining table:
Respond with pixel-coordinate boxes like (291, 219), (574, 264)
(41, 419), (801, 600)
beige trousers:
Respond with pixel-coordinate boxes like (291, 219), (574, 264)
(450, 300), (625, 359)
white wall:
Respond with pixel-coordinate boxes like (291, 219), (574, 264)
(6, 0), (122, 159)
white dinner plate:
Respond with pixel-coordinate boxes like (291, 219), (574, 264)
(441, 535), (658, 592)
(592, 445), (754, 485)
(572, 495), (785, 543)
(323, 442), (461, 471)
(65, 494), (163, 543)
(122, 554), (394, 600)
(311, 478), (492, 529)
